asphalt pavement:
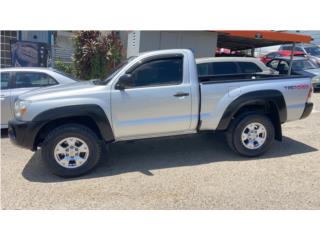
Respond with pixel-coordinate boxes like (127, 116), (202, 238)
(1, 94), (320, 209)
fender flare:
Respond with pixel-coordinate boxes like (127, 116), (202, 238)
(216, 90), (287, 130)
(33, 104), (114, 142)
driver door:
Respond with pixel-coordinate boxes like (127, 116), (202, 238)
(110, 55), (192, 139)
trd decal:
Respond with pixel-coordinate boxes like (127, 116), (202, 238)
(285, 84), (309, 90)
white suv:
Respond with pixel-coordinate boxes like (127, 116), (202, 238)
(196, 57), (277, 76)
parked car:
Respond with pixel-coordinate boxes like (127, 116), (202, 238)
(260, 50), (305, 64)
(266, 57), (320, 90)
(279, 44), (320, 67)
(1, 68), (77, 128)
(8, 49), (314, 177)
(196, 57), (277, 76)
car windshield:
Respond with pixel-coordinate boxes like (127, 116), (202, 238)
(103, 56), (137, 84)
(292, 59), (318, 71)
(304, 46), (320, 56)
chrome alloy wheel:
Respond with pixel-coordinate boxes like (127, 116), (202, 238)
(54, 137), (89, 168)
(241, 122), (267, 150)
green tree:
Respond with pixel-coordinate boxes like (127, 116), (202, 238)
(72, 31), (124, 80)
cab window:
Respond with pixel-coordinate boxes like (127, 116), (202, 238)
(238, 62), (263, 73)
(128, 57), (183, 88)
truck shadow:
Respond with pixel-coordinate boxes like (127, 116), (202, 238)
(22, 133), (318, 183)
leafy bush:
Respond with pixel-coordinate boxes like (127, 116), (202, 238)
(73, 31), (124, 80)
(54, 58), (77, 78)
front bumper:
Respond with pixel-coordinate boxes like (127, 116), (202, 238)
(8, 119), (40, 151)
(300, 102), (313, 119)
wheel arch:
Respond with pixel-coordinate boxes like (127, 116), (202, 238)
(217, 90), (286, 141)
(33, 104), (114, 149)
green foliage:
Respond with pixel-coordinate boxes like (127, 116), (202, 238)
(54, 58), (77, 78)
(72, 31), (124, 80)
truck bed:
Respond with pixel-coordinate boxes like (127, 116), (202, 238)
(198, 73), (312, 131)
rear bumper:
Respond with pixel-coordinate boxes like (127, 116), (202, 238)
(313, 83), (320, 90)
(300, 102), (313, 119)
(8, 120), (39, 151)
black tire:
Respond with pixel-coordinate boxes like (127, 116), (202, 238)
(226, 113), (275, 157)
(41, 124), (102, 177)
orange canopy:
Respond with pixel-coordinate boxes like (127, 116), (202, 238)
(214, 30), (312, 50)
(218, 31), (312, 43)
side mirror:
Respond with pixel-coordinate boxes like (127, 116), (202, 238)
(115, 74), (133, 90)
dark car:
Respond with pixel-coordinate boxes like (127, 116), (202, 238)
(260, 50), (305, 64)
(266, 57), (320, 90)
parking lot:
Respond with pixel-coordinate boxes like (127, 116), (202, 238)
(1, 94), (320, 210)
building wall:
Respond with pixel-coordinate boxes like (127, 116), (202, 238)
(127, 31), (218, 58)
(54, 31), (74, 63)
(20, 31), (50, 43)
(0, 31), (18, 68)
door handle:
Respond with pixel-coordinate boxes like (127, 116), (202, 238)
(173, 92), (189, 97)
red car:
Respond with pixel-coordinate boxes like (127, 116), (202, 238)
(260, 50), (305, 64)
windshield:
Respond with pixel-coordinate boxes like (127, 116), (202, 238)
(292, 59), (318, 71)
(104, 56), (137, 83)
(304, 46), (320, 56)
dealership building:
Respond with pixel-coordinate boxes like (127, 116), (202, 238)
(1, 30), (318, 68)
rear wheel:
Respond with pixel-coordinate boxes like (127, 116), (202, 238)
(226, 113), (275, 157)
(41, 124), (102, 177)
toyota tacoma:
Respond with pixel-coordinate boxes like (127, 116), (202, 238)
(8, 49), (314, 177)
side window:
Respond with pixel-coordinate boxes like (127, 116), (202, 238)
(238, 62), (263, 73)
(277, 60), (289, 74)
(267, 60), (280, 69)
(211, 62), (239, 75)
(15, 72), (57, 88)
(1, 72), (10, 90)
(266, 52), (276, 58)
(129, 57), (183, 88)
(281, 46), (292, 51)
(197, 63), (210, 76)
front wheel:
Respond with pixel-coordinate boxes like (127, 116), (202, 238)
(226, 113), (275, 157)
(41, 124), (102, 177)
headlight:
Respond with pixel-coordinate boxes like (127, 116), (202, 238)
(14, 100), (31, 118)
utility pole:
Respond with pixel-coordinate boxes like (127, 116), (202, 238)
(288, 42), (295, 75)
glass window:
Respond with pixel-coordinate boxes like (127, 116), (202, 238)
(211, 62), (239, 75)
(292, 59), (317, 71)
(281, 46), (292, 51)
(266, 52), (276, 58)
(1, 72), (10, 90)
(197, 63), (210, 76)
(295, 47), (304, 52)
(238, 62), (263, 73)
(304, 47), (320, 56)
(15, 72), (57, 88)
(277, 61), (289, 74)
(129, 57), (183, 88)
(267, 60), (280, 69)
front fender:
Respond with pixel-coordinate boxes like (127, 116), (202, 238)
(33, 104), (114, 142)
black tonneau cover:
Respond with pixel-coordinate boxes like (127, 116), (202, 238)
(199, 73), (308, 84)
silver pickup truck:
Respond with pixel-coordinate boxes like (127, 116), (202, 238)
(8, 49), (314, 177)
